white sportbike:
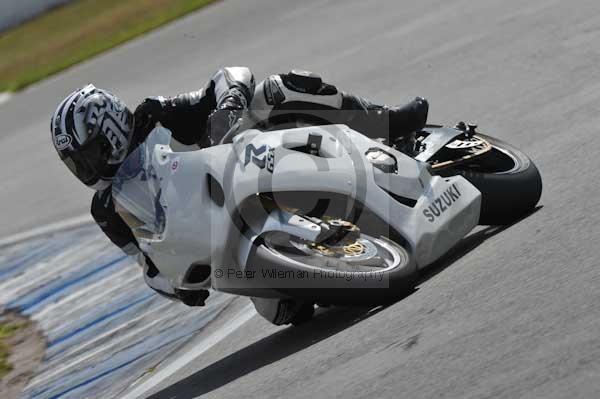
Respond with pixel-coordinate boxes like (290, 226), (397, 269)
(113, 116), (542, 325)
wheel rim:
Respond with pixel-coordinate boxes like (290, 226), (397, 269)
(457, 136), (523, 175)
(262, 231), (408, 273)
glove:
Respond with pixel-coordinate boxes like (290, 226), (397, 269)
(134, 97), (166, 133)
(174, 288), (210, 307)
(204, 108), (244, 146)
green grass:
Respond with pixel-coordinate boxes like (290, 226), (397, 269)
(0, 0), (217, 91)
(0, 320), (26, 379)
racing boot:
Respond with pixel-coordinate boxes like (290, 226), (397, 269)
(389, 97), (429, 155)
(341, 94), (429, 144)
(389, 97), (429, 137)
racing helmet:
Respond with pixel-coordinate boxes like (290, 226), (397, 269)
(51, 84), (135, 191)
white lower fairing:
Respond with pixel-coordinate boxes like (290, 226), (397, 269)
(124, 124), (481, 293)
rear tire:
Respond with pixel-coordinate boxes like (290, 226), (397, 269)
(439, 134), (542, 225)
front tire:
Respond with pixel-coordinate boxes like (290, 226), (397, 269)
(247, 231), (416, 305)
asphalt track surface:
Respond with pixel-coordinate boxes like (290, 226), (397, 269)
(1, 0), (600, 398)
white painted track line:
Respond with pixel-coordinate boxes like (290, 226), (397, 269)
(0, 92), (11, 106)
(121, 303), (257, 399)
(0, 214), (93, 248)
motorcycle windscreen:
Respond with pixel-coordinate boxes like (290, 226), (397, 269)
(112, 127), (171, 240)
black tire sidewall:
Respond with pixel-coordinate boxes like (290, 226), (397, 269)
(439, 134), (542, 225)
(246, 236), (416, 305)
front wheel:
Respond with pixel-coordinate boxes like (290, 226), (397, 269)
(438, 134), (542, 225)
(247, 228), (416, 305)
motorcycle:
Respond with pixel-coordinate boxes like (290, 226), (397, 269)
(112, 114), (542, 325)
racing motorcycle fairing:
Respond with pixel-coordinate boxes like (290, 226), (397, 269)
(113, 124), (481, 293)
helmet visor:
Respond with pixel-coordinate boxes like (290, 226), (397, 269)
(62, 155), (99, 186)
(61, 135), (115, 186)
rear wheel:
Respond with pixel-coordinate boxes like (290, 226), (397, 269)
(437, 134), (542, 225)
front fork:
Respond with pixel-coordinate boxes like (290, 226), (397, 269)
(236, 209), (363, 269)
(237, 209), (322, 269)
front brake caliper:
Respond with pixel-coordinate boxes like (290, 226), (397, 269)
(315, 219), (360, 246)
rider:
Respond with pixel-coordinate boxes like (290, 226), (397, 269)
(50, 67), (429, 308)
